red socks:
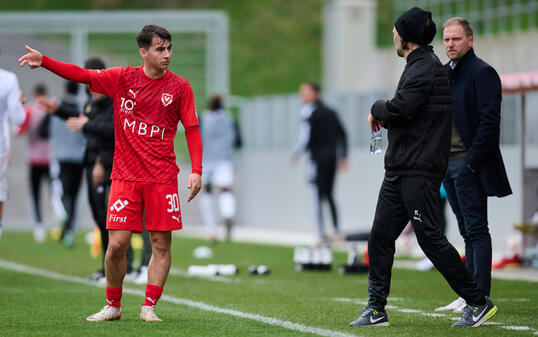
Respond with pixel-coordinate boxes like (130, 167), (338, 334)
(106, 284), (163, 308)
(106, 286), (122, 307)
(143, 284), (163, 307)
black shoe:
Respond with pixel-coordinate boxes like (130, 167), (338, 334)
(452, 297), (497, 327)
(349, 307), (389, 327)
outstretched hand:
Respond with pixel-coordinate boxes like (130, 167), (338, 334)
(186, 173), (202, 202)
(18, 45), (43, 69)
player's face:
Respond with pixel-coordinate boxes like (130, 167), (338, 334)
(443, 24), (473, 63)
(142, 37), (172, 71)
(299, 84), (318, 104)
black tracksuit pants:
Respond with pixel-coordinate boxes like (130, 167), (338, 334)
(367, 175), (485, 310)
(85, 162), (114, 270)
(310, 158), (338, 239)
(59, 162), (84, 234)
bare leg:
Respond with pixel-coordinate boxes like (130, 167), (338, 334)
(147, 231), (172, 287)
(105, 229), (132, 287)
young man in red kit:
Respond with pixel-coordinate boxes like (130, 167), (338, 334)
(19, 25), (203, 322)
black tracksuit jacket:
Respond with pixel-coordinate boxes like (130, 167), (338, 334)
(56, 96), (114, 172)
(371, 46), (452, 179)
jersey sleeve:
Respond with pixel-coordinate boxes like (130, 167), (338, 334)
(178, 81), (199, 128)
(89, 67), (122, 98)
(185, 126), (203, 175)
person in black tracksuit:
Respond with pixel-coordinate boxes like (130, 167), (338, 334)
(349, 8), (496, 328)
(291, 82), (348, 242)
(40, 81), (86, 246)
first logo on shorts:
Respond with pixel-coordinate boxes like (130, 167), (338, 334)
(110, 199), (129, 212)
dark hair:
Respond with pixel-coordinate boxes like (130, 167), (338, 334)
(34, 84), (47, 96)
(136, 24), (172, 50)
(305, 82), (321, 94)
(209, 95), (223, 111)
(65, 81), (79, 95)
(84, 57), (106, 70)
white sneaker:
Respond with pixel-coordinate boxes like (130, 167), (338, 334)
(123, 270), (139, 283)
(140, 305), (162, 322)
(34, 225), (46, 243)
(416, 257), (434, 271)
(134, 266), (148, 284)
(452, 299), (468, 314)
(86, 305), (121, 322)
(434, 297), (466, 312)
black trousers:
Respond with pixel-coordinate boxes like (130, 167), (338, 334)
(367, 175), (485, 310)
(443, 157), (491, 296)
(59, 162), (84, 234)
(310, 158), (338, 238)
(29, 165), (49, 225)
(85, 163), (111, 269)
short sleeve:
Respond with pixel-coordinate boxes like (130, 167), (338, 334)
(89, 67), (123, 98)
(178, 81), (199, 128)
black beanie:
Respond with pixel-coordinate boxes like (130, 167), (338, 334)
(394, 7), (436, 46)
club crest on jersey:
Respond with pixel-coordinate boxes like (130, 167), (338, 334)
(161, 93), (173, 106)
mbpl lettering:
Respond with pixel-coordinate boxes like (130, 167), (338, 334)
(124, 118), (166, 140)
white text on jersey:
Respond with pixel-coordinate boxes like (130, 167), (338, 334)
(120, 97), (136, 114)
(124, 118), (166, 140)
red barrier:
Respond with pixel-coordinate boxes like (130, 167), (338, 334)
(500, 71), (538, 93)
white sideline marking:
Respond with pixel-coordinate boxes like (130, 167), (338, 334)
(503, 326), (532, 331)
(496, 298), (531, 302)
(332, 297), (538, 334)
(0, 260), (358, 337)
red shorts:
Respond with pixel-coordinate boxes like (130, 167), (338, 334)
(106, 180), (182, 233)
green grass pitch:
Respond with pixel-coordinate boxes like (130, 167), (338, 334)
(0, 232), (536, 336)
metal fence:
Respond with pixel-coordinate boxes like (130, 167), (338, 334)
(394, 0), (538, 35)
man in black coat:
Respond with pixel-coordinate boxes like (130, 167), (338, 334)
(291, 82), (348, 243)
(435, 17), (512, 313)
(349, 8), (496, 328)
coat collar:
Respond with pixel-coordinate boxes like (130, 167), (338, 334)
(448, 48), (476, 74)
(406, 45), (433, 64)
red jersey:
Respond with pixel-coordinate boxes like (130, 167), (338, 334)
(88, 66), (199, 185)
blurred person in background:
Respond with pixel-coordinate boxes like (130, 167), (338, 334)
(290, 82), (348, 244)
(40, 81), (86, 247)
(199, 95), (241, 242)
(17, 84), (51, 243)
(435, 17), (512, 313)
(349, 8), (496, 328)
(0, 45), (26, 240)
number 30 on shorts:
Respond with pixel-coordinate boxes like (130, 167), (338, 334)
(166, 193), (180, 212)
